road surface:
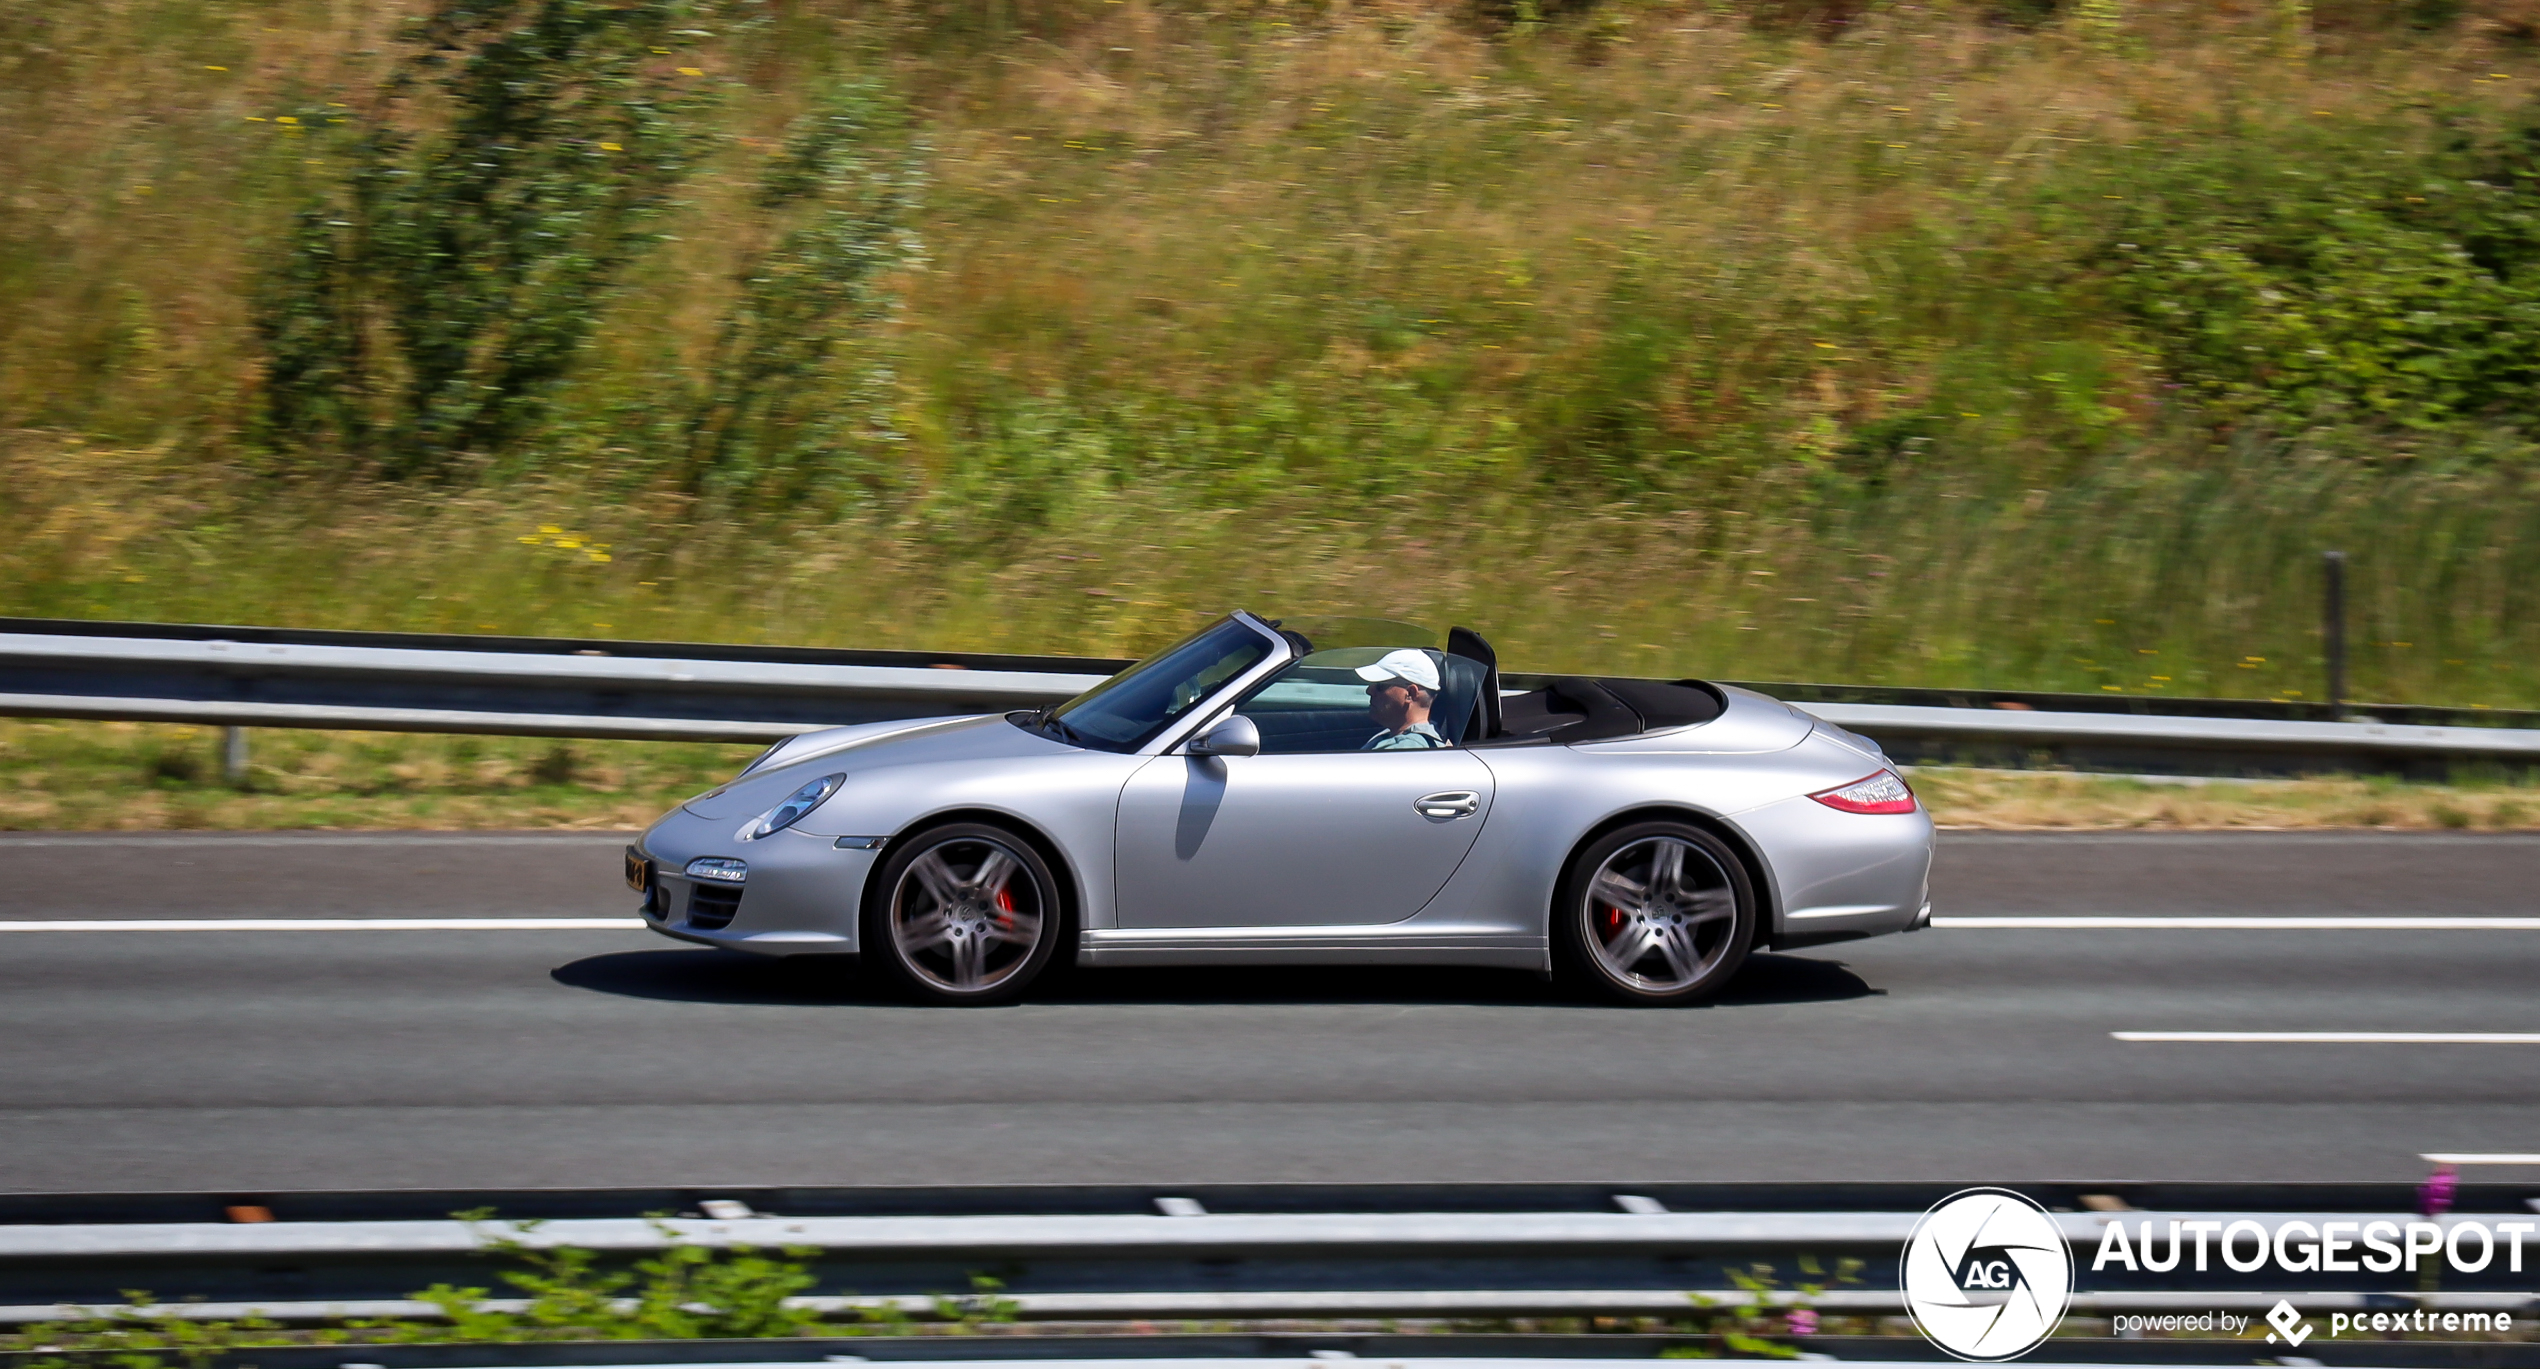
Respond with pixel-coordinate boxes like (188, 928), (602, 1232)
(0, 831), (2532, 1191)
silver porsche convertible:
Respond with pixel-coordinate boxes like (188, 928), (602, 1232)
(628, 612), (1933, 1006)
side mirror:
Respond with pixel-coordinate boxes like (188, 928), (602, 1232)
(1187, 715), (1260, 758)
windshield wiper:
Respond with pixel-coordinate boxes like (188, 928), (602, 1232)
(1037, 709), (1088, 746)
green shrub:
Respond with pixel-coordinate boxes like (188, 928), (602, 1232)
(6, 1219), (1029, 1369)
(669, 80), (926, 499)
(529, 743), (579, 786)
(2097, 100), (2540, 437)
(402, 1220), (825, 1340)
(255, 0), (717, 477)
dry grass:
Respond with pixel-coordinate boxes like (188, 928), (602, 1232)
(0, 719), (754, 832)
(14, 1), (2540, 468)
(1911, 766), (2540, 830)
(7, 432), (2537, 708)
(5, 5), (2540, 717)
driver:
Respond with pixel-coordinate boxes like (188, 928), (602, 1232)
(1356, 649), (1449, 750)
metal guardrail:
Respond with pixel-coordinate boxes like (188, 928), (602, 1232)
(7, 1218), (2536, 1327)
(2, 618), (2535, 776)
(8, 1184), (2539, 1328)
(1799, 701), (2540, 774)
(0, 626), (1108, 743)
(21, 1206), (2540, 1259)
(16, 1179), (2519, 1225)
(8, 1288), (2536, 1328)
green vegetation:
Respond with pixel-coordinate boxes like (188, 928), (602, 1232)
(4, 0), (2539, 708)
(9, 1222), (1020, 1369)
(14, 1222), (1885, 1367)
(255, 0), (723, 475)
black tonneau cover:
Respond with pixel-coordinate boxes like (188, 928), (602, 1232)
(1490, 677), (1727, 745)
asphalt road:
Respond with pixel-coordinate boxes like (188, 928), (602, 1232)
(0, 830), (2534, 1192)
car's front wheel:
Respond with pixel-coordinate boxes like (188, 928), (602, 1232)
(1553, 820), (1756, 1005)
(865, 823), (1064, 1006)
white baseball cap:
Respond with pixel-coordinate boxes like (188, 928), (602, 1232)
(1354, 648), (1441, 692)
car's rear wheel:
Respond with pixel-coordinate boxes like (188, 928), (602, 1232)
(1553, 820), (1756, 1005)
(865, 823), (1064, 1006)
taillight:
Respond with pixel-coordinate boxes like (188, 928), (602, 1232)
(1810, 769), (1917, 814)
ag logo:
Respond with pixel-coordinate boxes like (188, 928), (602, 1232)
(1901, 1187), (2073, 1361)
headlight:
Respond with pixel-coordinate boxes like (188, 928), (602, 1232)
(741, 773), (847, 840)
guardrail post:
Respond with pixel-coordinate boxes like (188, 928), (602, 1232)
(221, 726), (249, 787)
(2322, 549), (2347, 717)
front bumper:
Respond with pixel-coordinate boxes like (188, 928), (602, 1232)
(629, 811), (881, 957)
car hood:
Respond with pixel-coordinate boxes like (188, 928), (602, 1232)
(680, 713), (1067, 821)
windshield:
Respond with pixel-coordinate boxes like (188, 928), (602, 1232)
(1035, 616), (1275, 752)
(1229, 646), (1486, 753)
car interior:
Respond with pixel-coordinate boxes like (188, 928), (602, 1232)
(1228, 626), (1728, 753)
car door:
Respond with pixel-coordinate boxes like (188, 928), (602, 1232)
(1113, 748), (1496, 928)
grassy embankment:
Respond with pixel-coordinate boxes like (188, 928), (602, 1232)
(3, 1), (2538, 828)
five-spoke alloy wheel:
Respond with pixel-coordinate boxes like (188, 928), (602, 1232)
(865, 823), (1065, 1005)
(1554, 820), (1755, 1005)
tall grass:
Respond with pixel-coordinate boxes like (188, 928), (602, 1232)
(2, 1), (2537, 706)
(6, 430), (2534, 706)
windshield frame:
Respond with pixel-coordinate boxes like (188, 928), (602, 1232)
(1031, 612), (1293, 755)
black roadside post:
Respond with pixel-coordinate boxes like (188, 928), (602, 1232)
(2323, 549), (2347, 718)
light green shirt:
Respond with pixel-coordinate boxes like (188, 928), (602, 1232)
(1362, 721), (1448, 751)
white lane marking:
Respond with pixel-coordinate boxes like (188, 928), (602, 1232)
(2422, 1153), (2540, 1164)
(1936, 916), (2540, 929)
(0, 918), (644, 932)
(2115, 1031), (2540, 1044)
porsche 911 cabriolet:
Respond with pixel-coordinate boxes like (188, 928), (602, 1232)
(627, 612), (1932, 1005)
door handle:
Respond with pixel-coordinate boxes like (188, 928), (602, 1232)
(1414, 790), (1481, 820)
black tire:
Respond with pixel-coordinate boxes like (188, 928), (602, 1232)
(1552, 819), (1757, 1005)
(863, 822), (1066, 1006)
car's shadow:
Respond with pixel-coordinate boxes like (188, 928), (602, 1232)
(551, 947), (1880, 1009)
